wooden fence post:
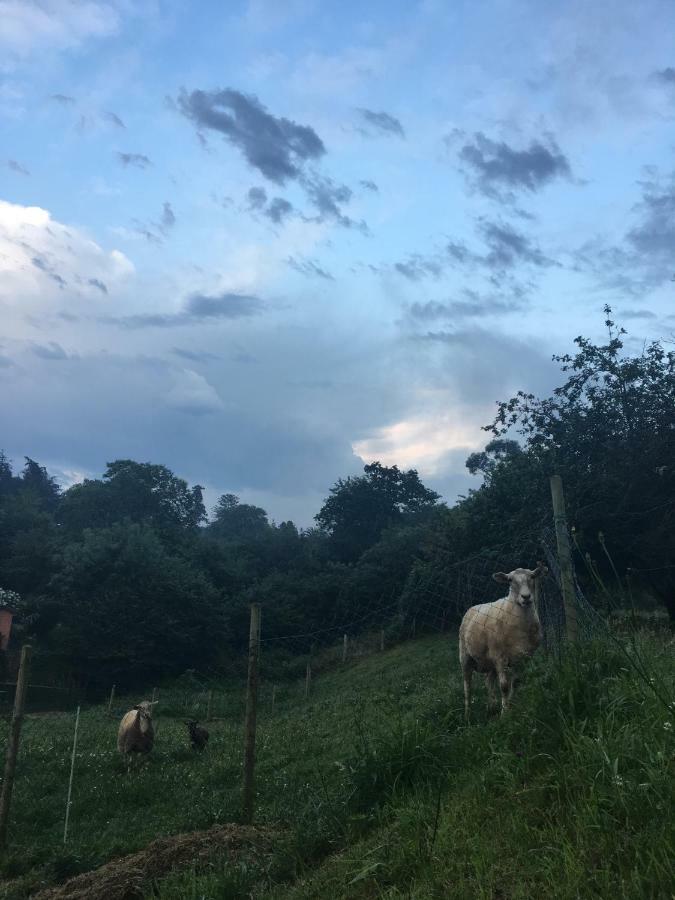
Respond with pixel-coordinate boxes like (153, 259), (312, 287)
(107, 684), (116, 716)
(412, 617), (416, 638)
(63, 705), (80, 844)
(380, 629), (385, 652)
(342, 633), (348, 663)
(206, 690), (213, 722)
(271, 685), (276, 712)
(0, 644), (32, 852)
(242, 604), (261, 825)
(550, 474), (579, 642)
(151, 686), (158, 705)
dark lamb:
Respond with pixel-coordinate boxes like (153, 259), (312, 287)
(186, 720), (209, 750)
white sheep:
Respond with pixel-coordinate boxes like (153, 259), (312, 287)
(459, 564), (547, 721)
(117, 700), (158, 755)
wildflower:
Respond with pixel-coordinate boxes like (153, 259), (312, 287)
(664, 721), (673, 731)
(613, 775), (624, 787)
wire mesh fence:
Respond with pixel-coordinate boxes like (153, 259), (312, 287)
(0, 502), (672, 859)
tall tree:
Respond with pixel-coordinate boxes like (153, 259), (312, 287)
(60, 460), (206, 543)
(316, 462), (441, 562)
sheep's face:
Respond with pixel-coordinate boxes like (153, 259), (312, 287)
(493, 565), (547, 609)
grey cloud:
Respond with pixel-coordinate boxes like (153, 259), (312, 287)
(131, 221), (162, 244)
(287, 256), (335, 281)
(31, 256), (66, 288)
(408, 292), (524, 321)
(31, 342), (70, 360)
(106, 291), (264, 329)
(186, 292), (262, 318)
(88, 278), (108, 294)
(116, 152), (152, 169)
(103, 111), (126, 128)
(265, 197), (293, 224)
(7, 160), (30, 175)
(356, 108), (405, 138)
(178, 87), (362, 231)
(479, 221), (556, 270)
(247, 186), (268, 209)
(360, 179), (379, 192)
(177, 87), (325, 184)
(579, 169), (675, 293)
(172, 347), (221, 362)
(458, 132), (571, 202)
(654, 67), (675, 84)
(620, 309), (657, 320)
(161, 202), (176, 231)
(395, 255), (444, 281)
(50, 94), (76, 105)
(301, 172), (366, 231)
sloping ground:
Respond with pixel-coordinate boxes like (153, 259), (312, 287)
(31, 824), (278, 900)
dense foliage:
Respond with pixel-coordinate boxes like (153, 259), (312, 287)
(0, 312), (673, 688)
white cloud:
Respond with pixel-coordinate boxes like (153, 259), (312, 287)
(0, 199), (134, 310)
(0, 0), (122, 57)
(165, 368), (225, 415)
(353, 412), (481, 476)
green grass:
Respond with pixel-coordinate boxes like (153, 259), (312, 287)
(0, 630), (673, 899)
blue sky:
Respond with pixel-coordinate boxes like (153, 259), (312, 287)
(1, 0), (674, 525)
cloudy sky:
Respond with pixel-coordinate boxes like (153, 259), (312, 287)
(1, 0), (674, 525)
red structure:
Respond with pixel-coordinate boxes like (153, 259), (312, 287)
(0, 607), (14, 652)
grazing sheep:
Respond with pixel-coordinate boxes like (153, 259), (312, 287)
(117, 700), (158, 754)
(459, 564), (547, 721)
(185, 720), (209, 751)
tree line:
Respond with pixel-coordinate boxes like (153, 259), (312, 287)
(1, 309), (673, 690)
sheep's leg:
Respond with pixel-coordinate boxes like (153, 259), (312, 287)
(497, 663), (512, 715)
(462, 663), (473, 723)
(485, 670), (499, 714)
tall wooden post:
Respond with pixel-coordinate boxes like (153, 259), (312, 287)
(550, 474), (579, 642)
(342, 633), (348, 663)
(242, 604), (260, 825)
(0, 644), (32, 851)
(380, 629), (385, 652)
(206, 690), (213, 722)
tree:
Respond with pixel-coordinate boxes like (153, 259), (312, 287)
(209, 494), (270, 542)
(46, 522), (223, 687)
(315, 462), (441, 562)
(60, 460), (206, 543)
(465, 439), (523, 480)
(20, 457), (60, 512)
(485, 307), (675, 620)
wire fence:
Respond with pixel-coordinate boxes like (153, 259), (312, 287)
(0, 494), (672, 857)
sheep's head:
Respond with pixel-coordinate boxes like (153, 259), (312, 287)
(493, 563), (548, 608)
(134, 700), (158, 717)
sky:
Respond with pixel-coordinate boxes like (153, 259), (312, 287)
(1, 0), (675, 526)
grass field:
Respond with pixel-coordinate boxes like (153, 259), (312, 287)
(0, 628), (673, 899)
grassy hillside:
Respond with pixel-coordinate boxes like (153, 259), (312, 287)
(0, 629), (673, 899)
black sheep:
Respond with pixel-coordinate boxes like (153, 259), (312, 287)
(185, 720), (209, 750)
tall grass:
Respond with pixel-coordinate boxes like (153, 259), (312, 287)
(0, 629), (672, 899)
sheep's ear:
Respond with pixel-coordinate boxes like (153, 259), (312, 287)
(532, 563), (548, 578)
(492, 572), (510, 584)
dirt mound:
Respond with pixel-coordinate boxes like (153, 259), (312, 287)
(33, 824), (279, 900)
